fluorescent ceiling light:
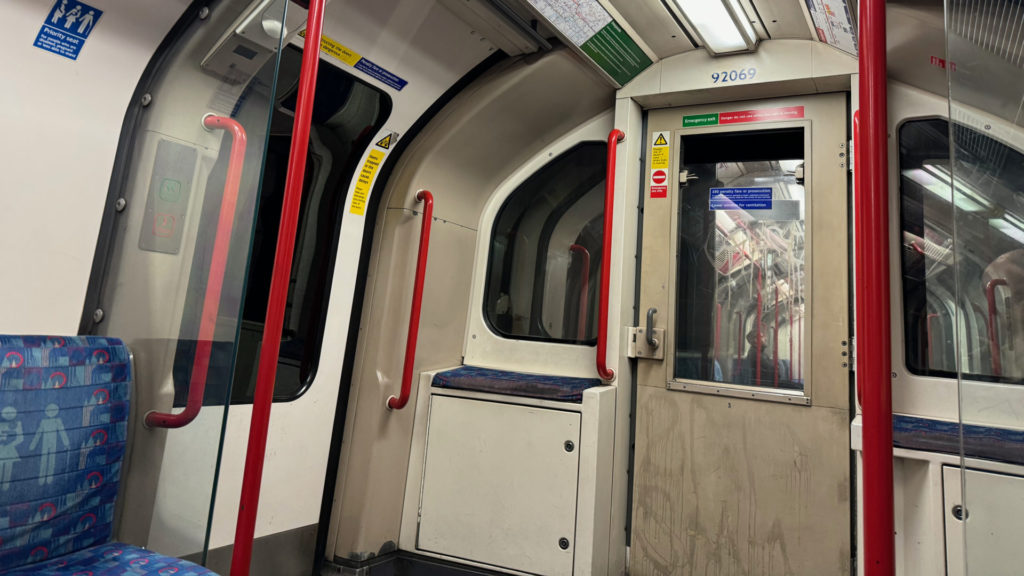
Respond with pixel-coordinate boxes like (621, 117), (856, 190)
(672, 0), (758, 55)
(903, 168), (991, 212)
(990, 218), (1024, 245)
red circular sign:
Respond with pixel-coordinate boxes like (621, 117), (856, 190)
(652, 169), (667, 184)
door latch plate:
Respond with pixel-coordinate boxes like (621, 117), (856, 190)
(628, 327), (665, 359)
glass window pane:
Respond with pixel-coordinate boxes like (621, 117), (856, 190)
(674, 128), (806, 391)
(485, 143), (605, 344)
(899, 118), (1024, 382)
(172, 46), (391, 405)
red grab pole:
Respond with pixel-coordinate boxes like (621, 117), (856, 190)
(230, 1), (326, 573)
(986, 278), (1009, 376)
(598, 129), (624, 382)
(570, 244), (591, 340)
(857, 0), (895, 571)
(387, 190), (434, 411)
(145, 115), (246, 429)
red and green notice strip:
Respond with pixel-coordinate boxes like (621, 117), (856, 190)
(684, 106), (805, 127)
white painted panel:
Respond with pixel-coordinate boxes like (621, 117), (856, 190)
(943, 466), (1024, 576)
(419, 395), (580, 576)
(0, 0), (189, 334)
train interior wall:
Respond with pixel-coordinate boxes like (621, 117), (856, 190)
(3, 0), (1024, 575)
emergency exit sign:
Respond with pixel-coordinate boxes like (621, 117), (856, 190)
(684, 106), (805, 127)
(683, 113), (719, 127)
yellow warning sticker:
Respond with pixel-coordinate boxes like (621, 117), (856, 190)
(351, 149), (385, 216)
(375, 133), (393, 149)
(299, 30), (361, 67)
(651, 131), (670, 171)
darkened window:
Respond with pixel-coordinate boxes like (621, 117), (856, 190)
(173, 46), (391, 406)
(674, 128), (806, 391)
(899, 119), (1024, 382)
(484, 142), (605, 344)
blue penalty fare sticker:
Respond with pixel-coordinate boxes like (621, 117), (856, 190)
(354, 58), (408, 91)
(709, 187), (773, 210)
(35, 0), (102, 60)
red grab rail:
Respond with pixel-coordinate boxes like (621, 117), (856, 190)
(986, 278), (1009, 376)
(570, 244), (591, 340)
(230, 1), (327, 573)
(598, 129), (624, 382)
(145, 115), (246, 429)
(387, 190), (434, 410)
(857, 0), (896, 571)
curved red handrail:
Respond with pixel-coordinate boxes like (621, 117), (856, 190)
(598, 129), (624, 382)
(231, 2), (326, 573)
(570, 244), (590, 340)
(144, 115), (246, 429)
(986, 278), (1009, 376)
(388, 190), (434, 410)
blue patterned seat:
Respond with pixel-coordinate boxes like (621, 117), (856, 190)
(0, 336), (215, 575)
(431, 365), (603, 403)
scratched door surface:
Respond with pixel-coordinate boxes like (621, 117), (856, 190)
(630, 93), (852, 576)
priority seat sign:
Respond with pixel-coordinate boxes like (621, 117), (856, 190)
(35, 0), (102, 60)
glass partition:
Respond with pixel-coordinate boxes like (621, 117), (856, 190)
(88, 0), (290, 564)
(945, 1), (1024, 573)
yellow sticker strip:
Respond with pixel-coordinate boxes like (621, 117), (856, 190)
(351, 149), (385, 216)
(298, 30), (361, 67)
(651, 131), (670, 171)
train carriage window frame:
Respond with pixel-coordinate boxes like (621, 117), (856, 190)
(172, 45), (392, 407)
(666, 123), (814, 405)
(483, 142), (607, 346)
(898, 117), (1024, 385)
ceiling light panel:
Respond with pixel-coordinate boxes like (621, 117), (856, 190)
(671, 0), (759, 54)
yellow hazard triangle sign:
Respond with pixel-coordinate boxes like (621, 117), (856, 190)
(653, 133), (668, 146)
(375, 133), (393, 149)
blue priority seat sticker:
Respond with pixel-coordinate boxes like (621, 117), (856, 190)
(709, 187), (773, 211)
(34, 0), (103, 60)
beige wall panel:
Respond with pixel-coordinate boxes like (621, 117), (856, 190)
(621, 40), (855, 109)
(329, 209), (475, 560)
(329, 47), (615, 561)
(386, 49), (614, 228)
(631, 386), (851, 576)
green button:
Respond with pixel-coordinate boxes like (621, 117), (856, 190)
(159, 179), (182, 202)
(683, 113), (719, 128)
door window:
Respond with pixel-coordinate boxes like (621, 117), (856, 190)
(674, 128), (806, 391)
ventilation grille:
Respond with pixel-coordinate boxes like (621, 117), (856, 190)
(949, 0), (1024, 69)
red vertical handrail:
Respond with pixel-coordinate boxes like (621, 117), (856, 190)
(570, 244), (591, 340)
(858, 0), (895, 570)
(773, 286), (779, 387)
(755, 266), (763, 386)
(797, 313), (802, 382)
(926, 312), (939, 366)
(986, 278), (1009, 376)
(854, 111), (863, 408)
(789, 293), (794, 383)
(598, 129), (624, 382)
(145, 115), (246, 429)
(736, 311), (744, 369)
(387, 190), (434, 410)
(229, 1), (327, 574)
(713, 302), (722, 365)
